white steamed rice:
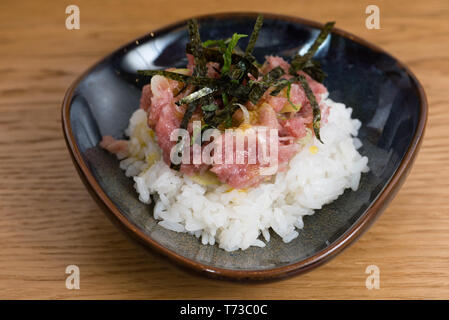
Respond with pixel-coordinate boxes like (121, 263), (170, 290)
(116, 97), (369, 251)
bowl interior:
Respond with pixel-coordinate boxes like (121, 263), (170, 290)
(67, 14), (421, 271)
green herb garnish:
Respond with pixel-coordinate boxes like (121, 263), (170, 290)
(221, 92), (229, 106)
(221, 33), (248, 75)
(202, 39), (227, 50)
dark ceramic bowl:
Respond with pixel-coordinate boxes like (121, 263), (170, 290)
(62, 13), (427, 281)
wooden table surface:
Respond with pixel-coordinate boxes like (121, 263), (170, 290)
(1, 0), (448, 299)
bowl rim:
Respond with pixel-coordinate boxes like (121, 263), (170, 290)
(61, 12), (428, 281)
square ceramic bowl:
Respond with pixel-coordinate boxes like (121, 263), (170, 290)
(62, 13), (427, 281)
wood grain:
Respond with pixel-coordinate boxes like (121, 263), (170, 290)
(1, 0), (448, 299)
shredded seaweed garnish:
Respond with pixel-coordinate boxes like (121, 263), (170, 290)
(228, 60), (247, 83)
(138, 69), (253, 105)
(176, 87), (216, 106)
(246, 66), (285, 104)
(180, 101), (198, 132)
(289, 21), (334, 78)
(298, 75), (322, 143)
(176, 19), (208, 169)
(302, 60), (327, 83)
(247, 83), (266, 105)
(244, 14), (264, 62)
(205, 98), (239, 128)
(263, 66), (285, 82)
(138, 16), (335, 167)
(170, 99), (200, 170)
(186, 44), (259, 78)
(187, 19), (207, 77)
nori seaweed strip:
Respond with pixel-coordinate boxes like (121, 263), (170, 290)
(302, 60), (327, 83)
(187, 19), (207, 77)
(138, 69), (190, 81)
(174, 83), (188, 97)
(186, 19), (218, 129)
(298, 75), (322, 143)
(175, 87), (216, 106)
(263, 66), (284, 82)
(289, 21), (335, 75)
(174, 18), (207, 169)
(269, 79), (290, 96)
(170, 100), (199, 170)
(138, 65), (277, 106)
(225, 83), (251, 100)
(244, 14), (264, 62)
(228, 60), (247, 83)
(205, 98), (239, 128)
(180, 102), (198, 129)
(304, 21), (334, 60)
(247, 66), (285, 104)
(186, 44), (259, 78)
(247, 83), (267, 104)
(179, 13), (214, 164)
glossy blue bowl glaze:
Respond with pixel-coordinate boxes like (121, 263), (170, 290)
(62, 13), (427, 280)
